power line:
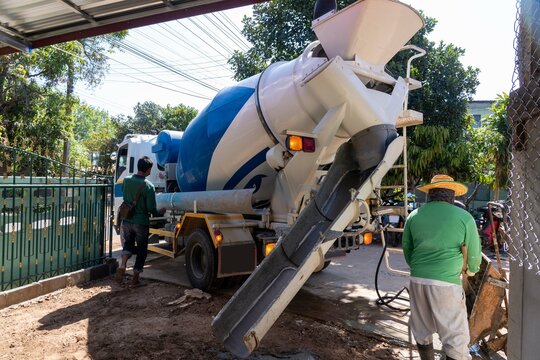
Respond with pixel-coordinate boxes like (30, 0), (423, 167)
(53, 43), (214, 101)
(113, 39), (220, 92)
(218, 12), (246, 38)
(188, 17), (236, 56)
(207, 13), (250, 50)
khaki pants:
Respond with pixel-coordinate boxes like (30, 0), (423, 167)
(409, 281), (471, 360)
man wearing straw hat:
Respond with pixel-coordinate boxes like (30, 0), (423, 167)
(403, 174), (481, 360)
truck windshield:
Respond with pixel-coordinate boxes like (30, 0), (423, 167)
(116, 146), (128, 180)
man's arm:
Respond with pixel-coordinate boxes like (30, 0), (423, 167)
(402, 218), (413, 266)
(465, 216), (482, 274)
(145, 183), (162, 217)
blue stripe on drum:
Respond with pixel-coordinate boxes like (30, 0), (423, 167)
(177, 86), (255, 192)
(223, 147), (269, 191)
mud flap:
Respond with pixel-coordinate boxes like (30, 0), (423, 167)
(212, 125), (401, 357)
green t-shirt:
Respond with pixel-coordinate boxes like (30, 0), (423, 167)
(402, 201), (482, 285)
(122, 174), (160, 226)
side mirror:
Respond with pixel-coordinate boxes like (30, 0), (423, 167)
(110, 152), (117, 161)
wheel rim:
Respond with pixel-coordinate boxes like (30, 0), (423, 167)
(190, 242), (208, 279)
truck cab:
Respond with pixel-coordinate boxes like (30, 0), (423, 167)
(113, 134), (166, 226)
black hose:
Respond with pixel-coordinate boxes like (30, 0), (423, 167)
(374, 239), (410, 312)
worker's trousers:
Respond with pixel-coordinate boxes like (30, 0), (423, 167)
(409, 280), (471, 360)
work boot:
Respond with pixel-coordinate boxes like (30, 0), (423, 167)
(132, 272), (141, 286)
(417, 343), (434, 360)
(115, 267), (126, 284)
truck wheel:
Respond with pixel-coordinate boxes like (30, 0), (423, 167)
(313, 259), (332, 273)
(185, 229), (217, 291)
(322, 260), (331, 270)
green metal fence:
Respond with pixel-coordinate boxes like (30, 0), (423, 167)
(0, 145), (113, 291)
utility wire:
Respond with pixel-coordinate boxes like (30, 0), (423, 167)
(188, 17), (236, 56)
(207, 13), (250, 50)
(113, 39), (220, 92)
(52, 43), (213, 101)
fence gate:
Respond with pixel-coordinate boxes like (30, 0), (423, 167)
(0, 145), (113, 291)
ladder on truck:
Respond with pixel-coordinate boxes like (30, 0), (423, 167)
(375, 45), (425, 276)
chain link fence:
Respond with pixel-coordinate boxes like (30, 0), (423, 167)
(507, 0), (540, 275)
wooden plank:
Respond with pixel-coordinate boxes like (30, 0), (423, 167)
(468, 258), (507, 345)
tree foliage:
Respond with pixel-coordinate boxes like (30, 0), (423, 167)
(114, 101), (198, 139)
(467, 94), (509, 196)
(71, 104), (119, 172)
(0, 33), (126, 166)
(229, 0), (357, 80)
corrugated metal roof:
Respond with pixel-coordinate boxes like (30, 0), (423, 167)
(0, 0), (264, 55)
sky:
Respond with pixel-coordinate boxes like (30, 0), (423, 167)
(77, 0), (517, 117)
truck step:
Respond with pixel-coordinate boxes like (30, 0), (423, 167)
(333, 232), (362, 250)
(385, 227), (404, 233)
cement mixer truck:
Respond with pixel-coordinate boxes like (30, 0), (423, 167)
(114, 0), (424, 355)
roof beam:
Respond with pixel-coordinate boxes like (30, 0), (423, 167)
(0, 28), (31, 52)
(162, 0), (174, 8)
(58, 0), (98, 24)
(0, 0), (266, 56)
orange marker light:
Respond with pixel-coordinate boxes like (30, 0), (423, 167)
(286, 135), (303, 151)
(264, 242), (276, 256)
(214, 229), (223, 244)
(363, 232), (373, 245)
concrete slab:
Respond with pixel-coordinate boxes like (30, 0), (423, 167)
(140, 255), (190, 287)
(303, 244), (413, 344)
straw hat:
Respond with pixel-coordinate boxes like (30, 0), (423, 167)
(417, 174), (468, 196)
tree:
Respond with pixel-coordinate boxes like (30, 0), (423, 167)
(72, 104), (119, 173)
(115, 101), (198, 138)
(467, 94), (509, 200)
(229, 0), (357, 80)
(0, 32), (127, 167)
(229, 1), (480, 191)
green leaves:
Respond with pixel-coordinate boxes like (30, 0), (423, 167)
(467, 93), (509, 192)
(114, 101), (198, 138)
(229, 0), (357, 80)
(0, 32), (128, 170)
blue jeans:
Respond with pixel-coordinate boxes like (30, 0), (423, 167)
(121, 221), (149, 273)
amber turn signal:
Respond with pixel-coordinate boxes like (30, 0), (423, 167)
(363, 232), (373, 245)
(264, 242), (276, 256)
(286, 135), (303, 151)
(214, 229), (223, 244)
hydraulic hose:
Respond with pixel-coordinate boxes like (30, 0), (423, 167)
(374, 240), (410, 312)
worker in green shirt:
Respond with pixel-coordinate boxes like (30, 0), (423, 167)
(116, 156), (165, 286)
(403, 174), (481, 360)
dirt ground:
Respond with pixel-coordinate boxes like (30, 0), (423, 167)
(0, 276), (411, 360)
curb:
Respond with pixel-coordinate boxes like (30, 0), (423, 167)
(0, 258), (118, 311)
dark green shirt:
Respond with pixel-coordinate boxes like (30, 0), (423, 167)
(402, 201), (482, 285)
(122, 175), (160, 226)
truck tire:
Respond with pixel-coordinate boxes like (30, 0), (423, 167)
(313, 259), (332, 273)
(185, 229), (217, 291)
